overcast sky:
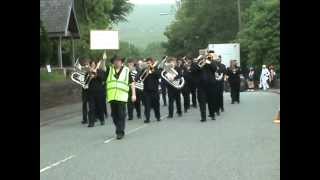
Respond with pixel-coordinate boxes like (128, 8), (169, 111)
(129, 0), (176, 4)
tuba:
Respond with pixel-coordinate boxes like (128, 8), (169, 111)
(160, 57), (185, 89)
(70, 58), (91, 89)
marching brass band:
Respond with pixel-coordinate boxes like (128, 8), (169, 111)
(71, 50), (242, 139)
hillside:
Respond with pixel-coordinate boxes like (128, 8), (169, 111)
(116, 4), (176, 49)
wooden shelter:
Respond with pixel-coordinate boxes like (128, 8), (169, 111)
(40, 0), (80, 68)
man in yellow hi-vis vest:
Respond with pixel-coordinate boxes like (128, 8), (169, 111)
(106, 55), (136, 140)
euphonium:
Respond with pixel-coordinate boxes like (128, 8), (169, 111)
(70, 58), (91, 89)
(161, 60), (185, 89)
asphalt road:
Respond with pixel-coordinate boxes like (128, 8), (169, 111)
(40, 91), (280, 180)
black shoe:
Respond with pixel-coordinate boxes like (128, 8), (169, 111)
(200, 119), (207, 122)
(81, 120), (88, 124)
(178, 113), (182, 117)
(167, 115), (173, 119)
(221, 108), (224, 112)
(211, 116), (216, 120)
(231, 101), (234, 104)
(237, 101), (240, 104)
(184, 109), (188, 113)
(100, 121), (105, 126)
(137, 115), (141, 119)
(88, 124), (94, 127)
(208, 114), (213, 117)
(116, 134), (124, 140)
(157, 118), (161, 122)
(128, 118), (133, 120)
(216, 111), (220, 116)
(144, 120), (150, 123)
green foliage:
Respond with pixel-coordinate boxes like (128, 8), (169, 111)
(40, 20), (52, 66)
(163, 0), (254, 57)
(109, 41), (142, 60)
(40, 70), (66, 82)
(142, 42), (166, 60)
(236, 0), (280, 73)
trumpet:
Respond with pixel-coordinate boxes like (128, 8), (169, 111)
(134, 57), (167, 90)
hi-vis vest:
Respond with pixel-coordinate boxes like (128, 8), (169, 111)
(106, 66), (130, 102)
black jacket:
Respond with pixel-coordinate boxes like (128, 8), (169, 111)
(88, 69), (106, 94)
(141, 68), (161, 92)
(190, 62), (217, 87)
(227, 67), (241, 85)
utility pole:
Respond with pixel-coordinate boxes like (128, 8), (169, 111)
(237, 0), (241, 31)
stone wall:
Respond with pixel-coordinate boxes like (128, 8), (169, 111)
(40, 80), (82, 110)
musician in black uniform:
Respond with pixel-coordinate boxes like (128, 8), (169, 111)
(207, 52), (219, 119)
(135, 59), (145, 106)
(142, 57), (161, 123)
(191, 54), (217, 122)
(215, 55), (227, 114)
(87, 60), (106, 127)
(127, 59), (141, 120)
(181, 58), (192, 113)
(101, 60), (108, 119)
(226, 61), (241, 104)
(81, 59), (90, 124)
(166, 57), (183, 118)
(160, 77), (167, 106)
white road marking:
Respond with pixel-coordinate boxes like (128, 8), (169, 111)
(127, 124), (148, 134)
(40, 155), (76, 173)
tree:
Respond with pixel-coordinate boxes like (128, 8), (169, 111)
(236, 0), (280, 73)
(163, 0), (255, 57)
(143, 42), (166, 61)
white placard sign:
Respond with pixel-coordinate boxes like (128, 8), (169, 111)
(90, 30), (119, 50)
(46, 65), (52, 73)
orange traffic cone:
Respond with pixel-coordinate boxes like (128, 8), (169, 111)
(273, 110), (280, 124)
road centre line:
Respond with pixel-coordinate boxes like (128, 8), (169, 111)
(40, 155), (76, 173)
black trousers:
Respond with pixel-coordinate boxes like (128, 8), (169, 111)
(143, 91), (161, 121)
(88, 91), (105, 125)
(127, 91), (141, 119)
(82, 90), (88, 122)
(168, 88), (182, 117)
(160, 81), (167, 105)
(197, 86), (215, 121)
(207, 83), (218, 116)
(190, 84), (197, 107)
(110, 100), (127, 135)
(230, 83), (240, 102)
(102, 92), (108, 118)
(182, 86), (191, 111)
(216, 81), (224, 111)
